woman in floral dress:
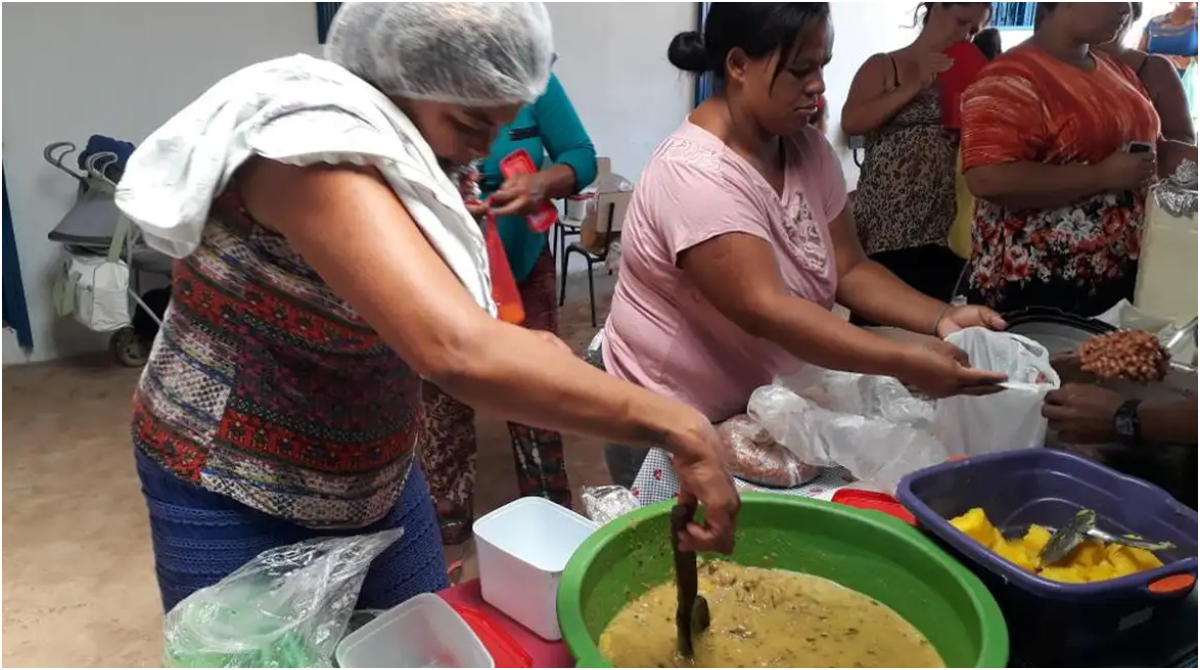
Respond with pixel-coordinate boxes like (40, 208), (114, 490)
(961, 2), (1160, 316)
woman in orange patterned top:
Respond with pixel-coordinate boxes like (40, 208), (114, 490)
(960, 2), (1160, 316)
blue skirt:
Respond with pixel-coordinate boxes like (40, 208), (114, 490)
(136, 449), (448, 612)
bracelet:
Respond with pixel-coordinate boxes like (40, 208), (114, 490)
(931, 295), (968, 337)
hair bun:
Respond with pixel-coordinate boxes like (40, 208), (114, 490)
(667, 30), (710, 73)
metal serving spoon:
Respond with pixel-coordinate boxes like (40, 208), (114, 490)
(1039, 509), (1175, 566)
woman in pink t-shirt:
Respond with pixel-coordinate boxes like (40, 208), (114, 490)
(603, 2), (1008, 486)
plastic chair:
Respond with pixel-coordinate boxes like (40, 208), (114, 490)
(553, 217), (582, 261)
(558, 197), (619, 328)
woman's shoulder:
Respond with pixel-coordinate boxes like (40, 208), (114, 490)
(979, 44), (1045, 77)
(650, 122), (744, 182)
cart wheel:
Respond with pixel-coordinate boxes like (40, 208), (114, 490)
(110, 327), (148, 367)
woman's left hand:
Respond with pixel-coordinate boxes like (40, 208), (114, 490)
(490, 173), (549, 217)
(1042, 384), (1124, 444)
(935, 304), (1007, 337)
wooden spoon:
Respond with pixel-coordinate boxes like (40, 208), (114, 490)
(670, 503), (711, 657)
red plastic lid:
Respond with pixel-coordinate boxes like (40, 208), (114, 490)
(450, 602), (533, 668)
(498, 149), (559, 233)
(832, 489), (917, 526)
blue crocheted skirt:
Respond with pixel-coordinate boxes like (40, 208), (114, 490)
(136, 448), (448, 612)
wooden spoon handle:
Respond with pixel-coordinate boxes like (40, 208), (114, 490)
(671, 503), (699, 657)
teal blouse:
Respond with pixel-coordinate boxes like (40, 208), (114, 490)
(480, 74), (597, 282)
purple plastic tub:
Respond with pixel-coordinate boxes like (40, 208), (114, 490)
(897, 449), (1198, 665)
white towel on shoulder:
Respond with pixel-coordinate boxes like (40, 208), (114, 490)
(115, 53), (495, 315)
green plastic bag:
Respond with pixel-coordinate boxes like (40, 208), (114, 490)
(163, 529), (403, 668)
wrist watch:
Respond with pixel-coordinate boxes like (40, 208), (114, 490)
(1113, 399), (1143, 446)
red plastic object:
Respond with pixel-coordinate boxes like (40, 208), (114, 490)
(483, 213), (526, 325)
(938, 40), (989, 130)
(831, 489), (917, 526)
(451, 602), (534, 668)
(499, 149), (559, 233)
(438, 581), (573, 668)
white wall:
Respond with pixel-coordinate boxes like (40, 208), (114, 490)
(2, 2), (324, 364)
(548, 2), (696, 182)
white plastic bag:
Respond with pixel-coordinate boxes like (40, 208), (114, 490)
(936, 327), (1060, 455)
(748, 328), (1059, 493)
(53, 252), (131, 332)
(749, 369), (948, 494)
(163, 529), (403, 668)
(51, 215), (133, 333)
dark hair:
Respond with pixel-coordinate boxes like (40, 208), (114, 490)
(1130, 2), (1143, 22)
(973, 27), (1003, 60)
(668, 3), (830, 83)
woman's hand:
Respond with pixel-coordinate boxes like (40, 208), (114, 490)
(913, 52), (954, 88)
(1042, 384), (1123, 444)
(489, 172), (550, 217)
(1099, 148), (1157, 191)
(897, 342), (1008, 398)
(935, 305), (1007, 337)
(668, 420), (740, 554)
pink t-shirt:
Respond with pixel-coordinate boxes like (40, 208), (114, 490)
(603, 121), (847, 422)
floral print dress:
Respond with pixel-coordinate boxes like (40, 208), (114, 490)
(960, 46), (1160, 316)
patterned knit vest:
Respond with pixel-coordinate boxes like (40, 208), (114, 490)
(131, 191), (419, 528)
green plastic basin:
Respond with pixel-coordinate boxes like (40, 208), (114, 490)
(557, 493), (1008, 668)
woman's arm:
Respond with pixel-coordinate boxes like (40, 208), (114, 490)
(680, 233), (916, 376)
(1143, 55), (1197, 144)
(678, 233), (1005, 395)
(840, 54), (931, 137)
(239, 159), (738, 549)
(536, 74), (598, 195)
(491, 75), (597, 215)
(965, 160), (1130, 210)
(828, 205), (948, 333)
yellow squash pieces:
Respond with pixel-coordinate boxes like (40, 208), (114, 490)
(950, 507), (1163, 583)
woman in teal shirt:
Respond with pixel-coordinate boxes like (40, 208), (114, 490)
(421, 73), (598, 545)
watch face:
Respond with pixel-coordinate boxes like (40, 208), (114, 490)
(1115, 413), (1135, 437)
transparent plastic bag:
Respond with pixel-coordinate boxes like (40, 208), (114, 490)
(748, 372), (946, 494)
(748, 329), (1058, 493)
(715, 414), (820, 488)
(163, 528), (404, 668)
(581, 485), (640, 524)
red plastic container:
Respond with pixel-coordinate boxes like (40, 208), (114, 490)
(450, 603), (533, 668)
(938, 40), (989, 129)
(499, 149), (559, 233)
(483, 213), (525, 325)
(832, 488), (916, 526)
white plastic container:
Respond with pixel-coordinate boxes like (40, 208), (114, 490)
(473, 497), (598, 641)
(335, 593), (494, 668)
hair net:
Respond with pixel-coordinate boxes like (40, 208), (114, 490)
(325, 2), (554, 106)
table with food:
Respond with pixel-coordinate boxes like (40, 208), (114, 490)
(150, 310), (1197, 669)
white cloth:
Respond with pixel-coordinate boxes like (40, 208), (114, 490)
(115, 54), (495, 315)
